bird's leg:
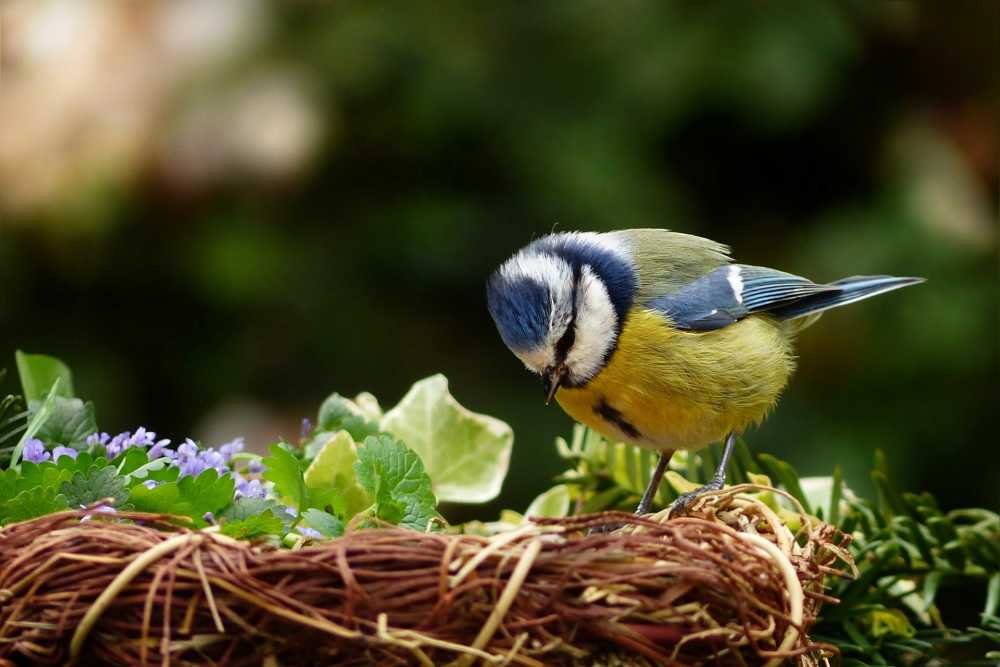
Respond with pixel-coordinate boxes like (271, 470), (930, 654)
(635, 451), (672, 516)
(669, 432), (737, 515)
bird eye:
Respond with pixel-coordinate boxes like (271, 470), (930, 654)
(554, 325), (576, 361)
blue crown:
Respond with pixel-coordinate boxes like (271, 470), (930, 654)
(486, 234), (637, 352)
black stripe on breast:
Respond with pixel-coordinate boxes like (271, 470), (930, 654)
(594, 398), (641, 440)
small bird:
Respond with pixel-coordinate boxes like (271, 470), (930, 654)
(486, 229), (923, 515)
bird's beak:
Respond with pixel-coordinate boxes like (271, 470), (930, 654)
(542, 365), (566, 405)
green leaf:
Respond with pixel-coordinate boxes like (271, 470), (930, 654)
(0, 486), (69, 525)
(314, 393), (381, 445)
(130, 469), (234, 525)
(129, 481), (183, 515)
(758, 453), (812, 514)
(177, 469), (235, 523)
(9, 378), (60, 468)
(354, 435), (438, 531)
(303, 431), (371, 519)
(380, 374), (512, 503)
(33, 398), (97, 450)
(222, 496), (292, 525)
(60, 466), (129, 507)
(16, 351), (75, 402)
(524, 484), (570, 519)
(221, 512), (285, 539)
(302, 508), (344, 537)
(263, 443), (306, 511)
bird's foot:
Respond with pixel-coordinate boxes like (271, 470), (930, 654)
(667, 476), (725, 518)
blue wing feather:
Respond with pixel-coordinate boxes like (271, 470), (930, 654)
(650, 265), (922, 331)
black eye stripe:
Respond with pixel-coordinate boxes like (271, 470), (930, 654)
(554, 323), (576, 361)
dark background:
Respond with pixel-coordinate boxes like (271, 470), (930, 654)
(1, 2), (996, 517)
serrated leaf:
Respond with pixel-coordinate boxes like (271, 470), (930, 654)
(60, 466), (129, 507)
(380, 374), (512, 503)
(177, 469), (235, 523)
(0, 486), (69, 525)
(355, 435), (437, 531)
(222, 496), (292, 524)
(16, 351), (75, 402)
(302, 508), (344, 538)
(263, 443), (306, 511)
(129, 481), (183, 515)
(303, 431), (371, 519)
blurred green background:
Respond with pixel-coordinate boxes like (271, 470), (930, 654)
(1, 1), (996, 517)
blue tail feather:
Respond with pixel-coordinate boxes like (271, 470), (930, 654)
(769, 275), (924, 320)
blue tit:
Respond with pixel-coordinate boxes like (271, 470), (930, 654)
(486, 229), (923, 515)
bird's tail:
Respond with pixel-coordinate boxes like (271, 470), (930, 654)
(771, 275), (925, 322)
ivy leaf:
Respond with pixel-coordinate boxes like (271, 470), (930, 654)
(380, 374), (512, 503)
(0, 486), (69, 525)
(303, 431), (371, 519)
(15, 351), (75, 402)
(263, 443), (306, 511)
(60, 466), (129, 507)
(33, 397), (97, 451)
(354, 435), (437, 531)
(302, 508), (344, 538)
(524, 484), (570, 520)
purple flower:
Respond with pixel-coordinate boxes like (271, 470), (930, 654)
(218, 437), (244, 460)
(52, 446), (78, 461)
(234, 474), (266, 499)
(86, 432), (110, 447)
(142, 480), (158, 490)
(147, 439), (174, 460)
(80, 504), (117, 522)
(247, 458), (264, 474)
(23, 438), (49, 463)
(203, 511), (216, 525)
(128, 427), (157, 448)
(298, 527), (322, 539)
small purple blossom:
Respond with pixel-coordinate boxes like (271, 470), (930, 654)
(52, 446), (78, 461)
(142, 480), (159, 490)
(147, 439), (174, 460)
(219, 437), (244, 460)
(23, 438), (49, 463)
(86, 432), (110, 447)
(298, 527), (322, 539)
(203, 511), (216, 525)
(301, 418), (312, 439)
(247, 458), (264, 474)
(234, 473), (266, 499)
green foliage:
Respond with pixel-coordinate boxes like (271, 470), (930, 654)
(15, 351), (74, 402)
(355, 435), (438, 531)
(303, 431), (371, 519)
(380, 374), (512, 504)
(33, 397), (97, 451)
(9, 379), (60, 468)
(130, 469), (234, 526)
(60, 466), (128, 507)
(262, 443), (307, 511)
(302, 508), (344, 538)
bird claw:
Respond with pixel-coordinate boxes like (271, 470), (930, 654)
(668, 477), (725, 517)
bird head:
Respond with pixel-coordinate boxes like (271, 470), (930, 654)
(486, 233), (636, 401)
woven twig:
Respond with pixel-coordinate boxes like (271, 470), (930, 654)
(0, 490), (852, 666)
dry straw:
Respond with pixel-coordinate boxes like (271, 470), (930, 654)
(0, 487), (852, 666)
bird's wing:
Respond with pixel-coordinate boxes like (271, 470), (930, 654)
(608, 229), (732, 304)
(647, 264), (840, 331)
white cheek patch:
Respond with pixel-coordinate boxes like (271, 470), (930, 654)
(728, 265), (744, 304)
(565, 265), (618, 384)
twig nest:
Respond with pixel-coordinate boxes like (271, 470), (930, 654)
(0, 487), (852, 666)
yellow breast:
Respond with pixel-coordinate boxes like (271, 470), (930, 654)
(555, 309), (796, 451)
